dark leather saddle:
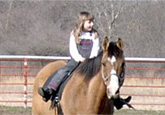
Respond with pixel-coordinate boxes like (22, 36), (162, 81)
(49, 62), (80, 109)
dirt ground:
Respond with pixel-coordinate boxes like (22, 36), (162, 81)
(0, 106), (165, 115)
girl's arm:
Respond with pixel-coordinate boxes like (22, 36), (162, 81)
(69, 33), (85, 62)
(90, 37), (100, 58)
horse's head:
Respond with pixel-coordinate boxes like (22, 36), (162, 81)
(101, 37), (125, 99)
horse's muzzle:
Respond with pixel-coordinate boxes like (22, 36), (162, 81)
(106, 74), (119, 99)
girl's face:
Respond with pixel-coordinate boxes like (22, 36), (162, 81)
(83, 20), (94, 32)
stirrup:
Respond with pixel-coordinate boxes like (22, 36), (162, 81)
(50, 96), (60, 109)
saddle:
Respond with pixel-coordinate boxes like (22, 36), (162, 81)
(49, 62), (80, 109)
(49, 73), (71, 109)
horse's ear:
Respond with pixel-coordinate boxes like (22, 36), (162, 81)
(117, 38), (124, 50)
(102, 36), (109, 51)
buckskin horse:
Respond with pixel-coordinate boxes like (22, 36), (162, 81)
(32, 37), (125, 115)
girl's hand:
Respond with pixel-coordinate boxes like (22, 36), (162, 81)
(80, 58), (86, 62)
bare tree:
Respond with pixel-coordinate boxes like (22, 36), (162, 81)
(108, 0), (123, 39)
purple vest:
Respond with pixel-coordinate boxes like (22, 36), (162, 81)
(77, 39), (93, 58)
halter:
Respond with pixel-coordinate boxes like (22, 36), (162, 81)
(101, 65), (119, 85)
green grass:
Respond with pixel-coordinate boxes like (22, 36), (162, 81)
(0, 106), (31, 114)
(114, 109), (165, 115)
(0, 106), (165, 115)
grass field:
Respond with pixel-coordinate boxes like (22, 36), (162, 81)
(114, 109), (165, 115)
(0, 106), (31, 115)
(0, 106), (165, 115)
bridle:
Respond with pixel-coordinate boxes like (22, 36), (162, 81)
(101, 64), (119, 85)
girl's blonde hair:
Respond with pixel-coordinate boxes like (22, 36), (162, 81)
(73, 11), (98, 44)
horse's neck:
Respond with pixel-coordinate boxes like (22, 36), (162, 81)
(86, 73), (107, 111)
(88, 73), (106, 94)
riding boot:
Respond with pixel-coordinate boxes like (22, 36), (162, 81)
(38, 70), (59, 102)
(38, 67), (68, 102)
(114, 96), (132, 110)
(38, 59), (80, 103)
(38, 87), (56, 102)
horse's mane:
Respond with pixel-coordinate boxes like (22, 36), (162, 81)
(76, 41), (123, 81)
(76, 51), (103, 80)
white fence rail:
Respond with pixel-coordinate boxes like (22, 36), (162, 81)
(0, 55), (165, 62)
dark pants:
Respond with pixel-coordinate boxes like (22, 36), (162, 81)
(42, 59), (80, 91)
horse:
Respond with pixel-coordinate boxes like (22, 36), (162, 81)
(32, 37), (125, 115)
(32, 61), (66, 115)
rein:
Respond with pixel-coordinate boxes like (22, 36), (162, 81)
(101, 65), (108, 85)
(101, 64), (135, 110)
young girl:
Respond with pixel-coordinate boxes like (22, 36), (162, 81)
(38, 11), (100, 103)
(38, 11), (131, 109)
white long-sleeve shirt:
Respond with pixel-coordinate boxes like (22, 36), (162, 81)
(69, 31), (100, 62)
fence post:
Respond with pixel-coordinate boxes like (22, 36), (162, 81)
(24, 58), (28, 108)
